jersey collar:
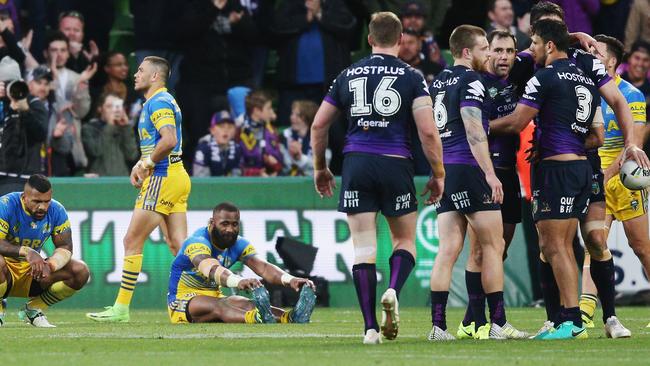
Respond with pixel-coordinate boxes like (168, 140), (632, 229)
(146, 87), (167, 101)
(20, 195), (32, 217)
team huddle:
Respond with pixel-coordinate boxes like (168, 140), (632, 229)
(1, 1), (649, 345)
(312, 2), (649, 344)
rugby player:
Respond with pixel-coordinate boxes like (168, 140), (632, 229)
(87, 56), (191, 322)
(491, 19), (600, 340)
(428, 25), (527, 341)
(458, 30), (523, 339)
(310, 12), (445, 344)
(578, 34), (647, 335)
(507, 2), (646, 338)
(167, 202), (316, 324)
(0, 175), (89, 327)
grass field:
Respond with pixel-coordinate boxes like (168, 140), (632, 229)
(1, 307), (650, 366)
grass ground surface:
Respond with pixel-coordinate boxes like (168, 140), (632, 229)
(1, 307), (650, 365)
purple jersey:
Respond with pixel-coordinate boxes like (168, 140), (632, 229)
(324, 54), (430, 158)
(519, 58), (599, 159)
(430, 65), (488, 166)
(482, 72), (519, 168)
(510, 48), (611, 94)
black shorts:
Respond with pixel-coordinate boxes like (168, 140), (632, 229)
(588, 153), (605, 203)
(531, 159), (592, 221)
(435, 164), (500, 215)
(339, 153), (417, 217)
(496, 167), (522, 224)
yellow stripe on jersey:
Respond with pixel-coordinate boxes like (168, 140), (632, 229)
(630, 101), (647, 122)
(184, 243), (211, 261)
(53, 220), (70, 235)
(0, 218), (8, 235)
(239, 244), (257, 261)
(150, 108), (176, 130)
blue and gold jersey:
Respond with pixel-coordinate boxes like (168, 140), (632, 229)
(599, 75), (647, 168)
(138, 88), (183, 176)
(0, 192), (70, 262)
(167, 226), (257, 304)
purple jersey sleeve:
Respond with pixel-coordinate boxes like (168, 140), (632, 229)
(459, 72), (485, 109)
(324, 74), (342, 107)
(519, 72), (549, 110)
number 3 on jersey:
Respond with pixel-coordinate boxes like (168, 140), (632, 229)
(349, 76), (402, 117)
(575, 85), (592, 123)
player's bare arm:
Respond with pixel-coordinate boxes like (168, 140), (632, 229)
(190, 253), (260, 291)
(244, 254), (315, 291)
(0, 239), (50, 280)
(310, 101), (340, 198)
(47, 230), (73, 273)
(413, 96), (445, 204)
(131, 125), (178, 187)
(584, 107), (605, 150)
(461, 106), (503, 203)
(489, 103), (538, 135)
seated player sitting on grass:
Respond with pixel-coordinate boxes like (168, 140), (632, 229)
(0, 175), (90, 327)
(167, 202), (316, 324)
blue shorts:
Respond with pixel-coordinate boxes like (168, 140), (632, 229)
(435, 164), (500, 215)
(339, 153), (417, 217)
(531, 159), (592, 221)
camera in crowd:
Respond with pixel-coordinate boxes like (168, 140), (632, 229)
(4, 79), (28, 100)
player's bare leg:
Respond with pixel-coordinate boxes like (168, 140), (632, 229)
(87, 209), (163, 322)
(187, 295), (257, 323)
(381, 211), (417, 340)
(347, 212), (382, 344)
(428, 211), (466, 341)
(159, 212), (187, 256)
(19, 259), (90, 327)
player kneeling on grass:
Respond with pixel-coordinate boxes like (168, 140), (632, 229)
(167, 202), (316, 324)
(0, 174), (89, 327)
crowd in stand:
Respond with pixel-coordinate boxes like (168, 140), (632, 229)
(0, 0), (649, 185)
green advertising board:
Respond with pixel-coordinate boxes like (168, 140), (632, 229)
(28, 177), (532, 309)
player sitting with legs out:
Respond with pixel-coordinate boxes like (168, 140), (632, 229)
(0, 175), (89, 327)
(310, 12), (445, 344)
(167, 202), (316, 324)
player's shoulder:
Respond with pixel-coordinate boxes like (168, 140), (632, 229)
(0, 192), (20, 209)
(182, 228), (212, 250)
(148, 89), (175, 109)
(48, 198), (67, 215)
(618, 77), (645, 99)
(233, 236), (251, 250)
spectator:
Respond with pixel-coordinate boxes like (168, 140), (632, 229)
(193, 110), (242, 177)
(398, 28), (443, 83)
(26, 65), (53, 103)
(81, 92), (139, 176)
(91, 51), (139, 123)
(58, 10), (99, 74)
(400, 1), (445, 66)
(624, 0), (650, 51)
(239, 90), (283, 176)
(548, 0), (599, 34)
(486, 0), (531, 50)
(621, 41), (650, 106)
(44, 31), (96, 176)
(0, 56), (48, 193)
(281, 100), (319, 176)
(0, 8), (25, 69)
(176, 0), (258, 166)
(272, 0), (356, 125)
(130, 0), (184, 92)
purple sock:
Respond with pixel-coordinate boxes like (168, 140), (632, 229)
(352, 263), (378, 332)
(430, 291), (449, 330)
(560, 306), (582, 328)
(486, 291), (507, 326)
(388, 249), (415, 298)
(590, 258), (616, 322)
(539, 259), (561, 322)
(462, 270), (486, 327)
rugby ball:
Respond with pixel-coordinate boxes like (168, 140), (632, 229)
(620, 160), (650, 190)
